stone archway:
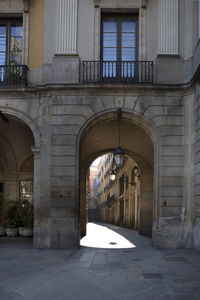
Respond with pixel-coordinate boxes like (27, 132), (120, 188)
(0, 111), (41, 244)
(78, 110), (156, 243)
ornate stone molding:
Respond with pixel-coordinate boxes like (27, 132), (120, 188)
(23, 0), (29, 13)
(0, 0), (24, 12)
(0, 0), (10, 8)
(94, 0), (100, 8)
(142, 0), (147, 8)
(31, 146), (41, 159)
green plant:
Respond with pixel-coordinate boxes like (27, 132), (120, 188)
(0, 194), (6, 227)
(4, 66), (22, 82)
(5, 217), (18, 229)
(4, 200), (20, 229)
(19, 199), (33, 229)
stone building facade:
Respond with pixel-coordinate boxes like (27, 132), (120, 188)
(87, 165), (99, 221)
(0, 0), (200, 250)
(96, 154), (142, 232)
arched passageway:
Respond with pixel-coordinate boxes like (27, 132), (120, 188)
(0, 114), (35, 241)
(78, 111), (156, 244)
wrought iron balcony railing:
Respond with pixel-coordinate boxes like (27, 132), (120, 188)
(0, 65), (28, 86)
(81, 61), (153, 84)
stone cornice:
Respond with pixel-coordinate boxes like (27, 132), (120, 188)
(93, 0), (147, 8)
(0, 62), (200, 96)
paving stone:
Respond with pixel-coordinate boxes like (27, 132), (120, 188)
(0, 223), (200, 300)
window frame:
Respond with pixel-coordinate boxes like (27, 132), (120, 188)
(100, 13), (139, 81)
(101, 13), (139, 63)
(0, 17), (23, 66)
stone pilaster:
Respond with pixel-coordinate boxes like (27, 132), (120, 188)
(139, 7), (147, 61)
(158, 0), (179, 55)
(57, 0), (78, 54)
(198, 2), (200, 39)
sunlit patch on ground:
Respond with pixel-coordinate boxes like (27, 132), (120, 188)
(80, 222), (136, 249)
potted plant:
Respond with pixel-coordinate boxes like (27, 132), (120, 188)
(19, 199), (33, 237)
(0, 194), (5, 236)
(4, 66), (22, 83)
(5, 200), (19, 237)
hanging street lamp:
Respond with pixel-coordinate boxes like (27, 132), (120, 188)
(109, 109), (125, 181)
(110, 169), (116, 181)
(113, 109), (124, 167)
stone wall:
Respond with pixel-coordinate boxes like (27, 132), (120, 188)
(0, 80), (199, 249)
(194, 86), (200, 250)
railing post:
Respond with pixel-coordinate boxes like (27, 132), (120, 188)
(0, 65), (27, 86)
(80, 60), (154, 84)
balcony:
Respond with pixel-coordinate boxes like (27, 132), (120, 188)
(0, 65), (28, 87)
(81, 61), (154, 84)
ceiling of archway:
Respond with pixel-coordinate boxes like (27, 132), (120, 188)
(0, 116), (34, 172)
(80, 118), (154, 169)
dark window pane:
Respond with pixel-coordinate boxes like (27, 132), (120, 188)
(103, 33), (117, 47)
(11, 26), (22, 37)
(120, 175), (124, 195)
(122, 21), (135, 32)
(0, 182), (4, 193)
(103, 21), (117, 33)
(122, 33), (135, 47)
(103, 48), (117, 61)
(122, 48), (135, 61)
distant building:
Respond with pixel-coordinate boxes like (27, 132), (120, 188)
(96, 154), (143, 233)
(88, 166), (99, 221)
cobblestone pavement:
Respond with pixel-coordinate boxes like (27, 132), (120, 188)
(0, 223), (200, 300)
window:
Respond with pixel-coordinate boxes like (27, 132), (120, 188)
(119, 199), (124, 222)
(119, 174), (124, 196)
(131, 168), (136, 185)
(0, 19), (23, 66)
(0, 182), (4, 194)
(101, 13), (138, 80)
(125, 175), (129, 189)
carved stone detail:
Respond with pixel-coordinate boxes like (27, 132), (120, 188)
(142, 0), (147, 8)
(0, 0), (10, 8)
(94, 0), (100, 7)
(0, 0), (24, 12)
(23, 0), (29, 13)
(31, 146), (41, 159)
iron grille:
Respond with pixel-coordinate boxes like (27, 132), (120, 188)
(81, 61), (153, 84)
(0, 65), (28, 86)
